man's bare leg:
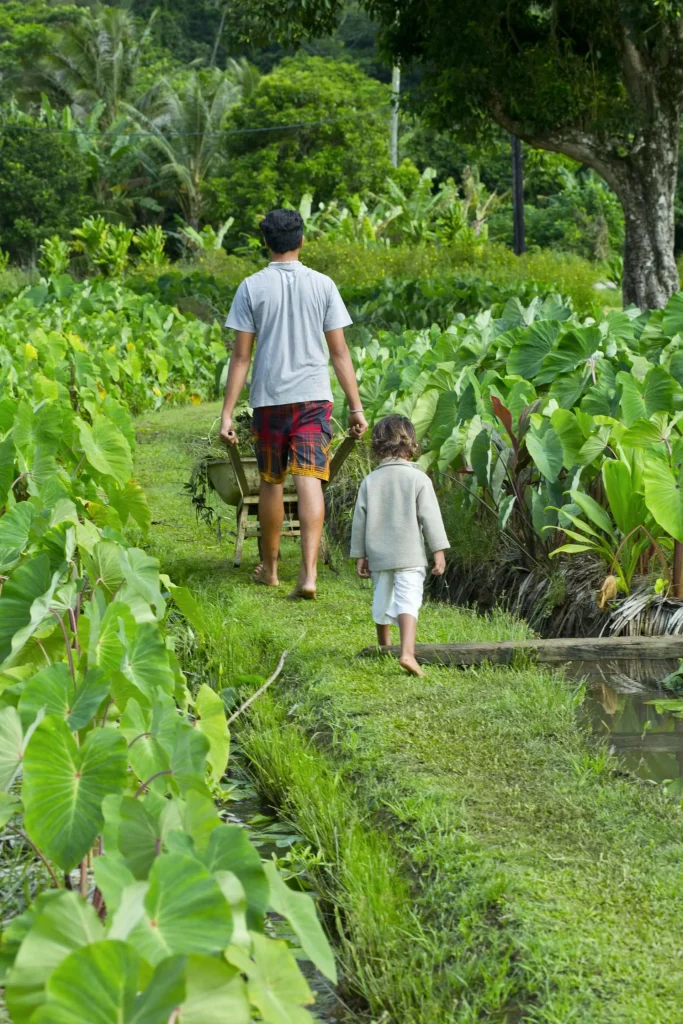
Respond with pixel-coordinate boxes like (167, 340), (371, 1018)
(376, 624), (391, 647)
(397, 614), (425, 676)
(289, 475), (325, 598)
(255, 480), (283, 586)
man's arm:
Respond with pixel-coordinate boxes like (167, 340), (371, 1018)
(219, 330), (255, 445)
(325, 328), (368, 438)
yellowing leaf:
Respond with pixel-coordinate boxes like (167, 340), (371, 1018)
(190, 394), (202, 406)
(24, 343), (38, 361)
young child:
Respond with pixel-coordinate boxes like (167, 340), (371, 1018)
(350, 415), (449, 676)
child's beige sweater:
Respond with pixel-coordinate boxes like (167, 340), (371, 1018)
(350, 458), (449, 571)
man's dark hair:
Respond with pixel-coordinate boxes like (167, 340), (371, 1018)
(260, 209), (304, 254)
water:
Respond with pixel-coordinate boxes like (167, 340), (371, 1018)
(223, 781), (354, 1023)
(564, 658), (683, 791)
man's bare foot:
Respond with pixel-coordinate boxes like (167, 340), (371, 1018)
(399, 654), (425, 677)
(253, 563), (279, 587)
(287, 585), (316, 600)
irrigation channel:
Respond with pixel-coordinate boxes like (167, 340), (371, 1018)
(574, 659), (683, 792)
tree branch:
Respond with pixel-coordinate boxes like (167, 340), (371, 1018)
(487, 94), (627, 192)
(227, 651), (288, 724)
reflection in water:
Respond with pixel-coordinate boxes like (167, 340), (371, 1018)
(564, 658), (683, 789)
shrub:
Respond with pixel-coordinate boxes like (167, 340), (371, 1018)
(0, 107), (93, 261)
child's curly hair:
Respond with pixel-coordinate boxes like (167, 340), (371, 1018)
(371, 414), (420, 461)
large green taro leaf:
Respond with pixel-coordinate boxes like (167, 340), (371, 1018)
(121, 622), (176, 701)
(0, 434), (16, 507)
(0, 553), (57, 668)
(31, 941), (185, 1024)
(0, 501), (35, 572)
(643, 459), (683, 543)
(108, 480), (151, 535)
(228, 933), (314, 1024)
(195, 684), (229, 783)
(264, 861), (336, 983)
(180, 954), (249, 1024)
(201, 824), (269, 931)
(505, 320), (561, 379)
(18, 664), (108, 732)
(76, 415), (133, 487)
(123, 853), (233, 965)
(23, 715), (127, 871)
(525, 428), (563, 482)
(0, 706), (30, 791)
(5, 891), (103, 1024)
(120, 697), (174, 794)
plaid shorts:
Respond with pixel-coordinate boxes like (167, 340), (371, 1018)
(252, 401), (333, 484)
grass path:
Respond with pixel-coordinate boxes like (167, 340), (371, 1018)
(137, 402), (683, 1024)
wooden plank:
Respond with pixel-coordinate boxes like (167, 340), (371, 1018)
(605, 734), (683, 752)
(359, 635), (683, 666)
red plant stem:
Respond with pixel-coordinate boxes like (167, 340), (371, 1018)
(68, 607), (81, 655)
(8, 827), (61, 888)
(134, 770), (173, 798)
(128, 732), (151, 749)
(101, 699), (113, 728)
(51, 609), (76, 690)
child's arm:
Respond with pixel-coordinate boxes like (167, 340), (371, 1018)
(350, 479), (369, 575)
(416, 479), (449, 573)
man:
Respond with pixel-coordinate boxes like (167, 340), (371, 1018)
(220, 208), (368, 598)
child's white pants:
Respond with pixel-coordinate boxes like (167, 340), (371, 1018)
(371, 567), (427, 625)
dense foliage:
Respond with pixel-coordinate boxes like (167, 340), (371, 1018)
(344, 289), (683, 595)
(208, 55), (393, 243)
(0, 108), (93, 261)
(0, 279), (335, 1021)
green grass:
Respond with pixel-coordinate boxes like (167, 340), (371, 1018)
(136, 401), (683, 1024)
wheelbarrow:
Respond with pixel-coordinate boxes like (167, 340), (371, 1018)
(205, 435), (357, 567)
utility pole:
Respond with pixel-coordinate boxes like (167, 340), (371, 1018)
(390, 64), (400, 168)
(511, 134), (525, 255)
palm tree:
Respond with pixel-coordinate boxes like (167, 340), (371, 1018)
(132, 61), (258, 228)
(26, 5), (156, 127)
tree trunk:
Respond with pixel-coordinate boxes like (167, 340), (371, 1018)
(614, 123), (680, 309)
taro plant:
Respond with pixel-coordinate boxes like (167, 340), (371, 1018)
(0, 269), (336, 1022)
(346, 287), (683, 599)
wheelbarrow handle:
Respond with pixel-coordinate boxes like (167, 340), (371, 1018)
(226, 444), (250, 498)
(327, 434), (357, 487)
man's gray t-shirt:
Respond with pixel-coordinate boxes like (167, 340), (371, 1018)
(225, 261), (352, 408)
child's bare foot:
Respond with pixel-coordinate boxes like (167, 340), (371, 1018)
(253, 563), (279, 587)
(399, 654), (425, 676)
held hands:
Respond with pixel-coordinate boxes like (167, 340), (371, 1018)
(356, 558), (371, 579)
(432, 551), (446, 576)
(219, 416), (238, 446)
(348, 409), (368, 439)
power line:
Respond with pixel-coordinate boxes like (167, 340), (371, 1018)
(0, 104), (390, 139)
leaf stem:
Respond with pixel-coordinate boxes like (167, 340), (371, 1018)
(51, 609), (76, 690)
(128, 732), (151, 749)
(135, 769), (173, 798)
(8, 827), (61, 889)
